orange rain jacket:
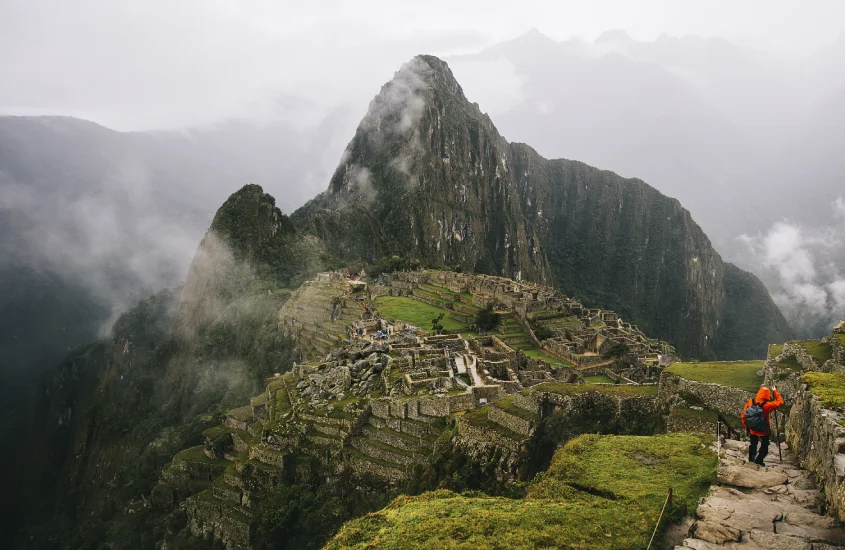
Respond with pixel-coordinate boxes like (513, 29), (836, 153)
(741, 387), (784, 436)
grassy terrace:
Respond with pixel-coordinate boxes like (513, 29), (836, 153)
(584, 374), (615, 384)
(529, 382), (658, 398)
(492, 396), (538, 421)
(665, 361), (764, 392)
(420, 283), (457, 296)
(768, 344), (784, 360)
(803, 372), (845, 410)
(519, 346), (575, 367)
(327, 434), (716, 550)
(174, 445), (228, 465)
(460, 406), (525, 440)
(794, 340), (833, 365)
(374, 296), (467, 331)
(227, 405), (254, 422)
(836, 333), (845, 348)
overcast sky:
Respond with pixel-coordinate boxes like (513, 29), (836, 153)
(2, 0), (845, 130)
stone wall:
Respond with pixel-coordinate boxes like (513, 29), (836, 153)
(472, 385), (503, 402)
(513, 391), (540, 414)
(183, 497), (253, 550)
(658, 370), (753, 418)
(456, 417), (522, 453)
(779, 342), (818, 371)
(344, 453), (407, 482)
(785, 386), (845, 522)
(488, 405), (534, 436)
(447, 392), (475, 412)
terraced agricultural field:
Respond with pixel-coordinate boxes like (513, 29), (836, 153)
(666, 361), (764, 392)
(374, 296), (468, 331)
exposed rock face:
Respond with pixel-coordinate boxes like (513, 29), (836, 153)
(786, 386), (845, 523)
(293, 55), (791, 359)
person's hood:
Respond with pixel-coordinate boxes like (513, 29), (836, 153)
(756, 387), (772, 403)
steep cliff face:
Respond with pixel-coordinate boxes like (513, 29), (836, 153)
(294, 55), (791, 359)
(293, 56), (551, 282)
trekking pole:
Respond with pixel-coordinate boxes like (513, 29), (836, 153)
(773, 411), (783, 463)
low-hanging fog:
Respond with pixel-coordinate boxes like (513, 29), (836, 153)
(2, 0), (845, 394)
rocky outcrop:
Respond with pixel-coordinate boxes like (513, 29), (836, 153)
(292, 55), (791, 360)
(786, 385), (845, 523)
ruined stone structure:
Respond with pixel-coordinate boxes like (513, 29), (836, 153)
(375, 270), (675, 370)
(153, 269), (675, 549)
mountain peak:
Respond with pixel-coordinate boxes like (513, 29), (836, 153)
(357, 55), (466, 134)
(595, 29), (635, 45)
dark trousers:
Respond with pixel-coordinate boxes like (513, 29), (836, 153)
(749, 433), (770, 464)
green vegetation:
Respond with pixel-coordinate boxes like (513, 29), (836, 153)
(327, 434), (716, 550)
(603, 342), (630, 360)
(474, 303), (501, 332)
(584, 374), (615, 384)
(530, 382), (657, 398)
(774, 354), (802, 373)
(803, 372), (845, 410)
(794, 340), (833, 365)
(768, 344), (784, 360)
(174, 446), (227, 465)
(666, 361), (764, 392)
(519, 346), (574, 367)
(374, 296), (467, 331)
(492, 396), (538, 421)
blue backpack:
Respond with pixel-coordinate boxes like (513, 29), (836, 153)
(744, 402), (767, 433)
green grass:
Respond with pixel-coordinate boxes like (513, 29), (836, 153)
(460, 406), (525, 440)
(520, 346), (575, 367)
(775, 354), (802, 373)
(420, 283), (457, 296)
(768, 344), (784, 360)
(326, 434), (716, 550)
(584, 374), (615, 384)
(227, 405), (254, 422)
(374, 296), (467, 331)
(803, 372), (845, 410)
(836, 333), (845, 348)
(491, 396), (538, 421)
(530, 382), (657, 398)
(174, 445), (228, 465)
(794, 340), (833, 365)
(665, 361), (764, 392)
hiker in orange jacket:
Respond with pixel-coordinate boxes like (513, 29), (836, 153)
(741, 386), (784, 465)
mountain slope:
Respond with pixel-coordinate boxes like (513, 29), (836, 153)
(0, 113), (350, 417)
(3, 185), (313, 548)
(294, 55), (791, 359)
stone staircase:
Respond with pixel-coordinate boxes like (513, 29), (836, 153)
(675, 438), (845, 549)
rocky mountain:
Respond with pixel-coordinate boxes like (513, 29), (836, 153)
(2, 186), (312, 548)
(2, 53), (797, 548)
(294, 55), (791, 360)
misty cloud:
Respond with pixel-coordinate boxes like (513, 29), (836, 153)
(739, 203), (845, 337)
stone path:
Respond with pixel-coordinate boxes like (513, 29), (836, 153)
(468, 355), (484, 387)
(675, 438), (845, 549)
(454, 354), (467, 375)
